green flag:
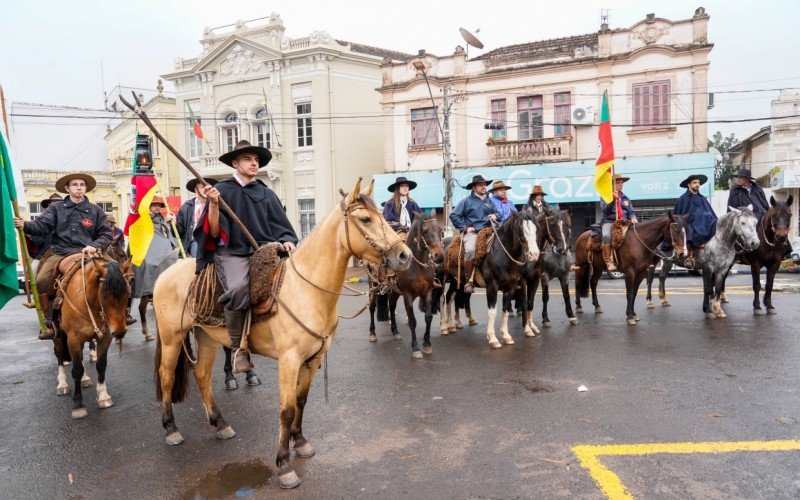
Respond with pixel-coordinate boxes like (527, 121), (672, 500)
(0, 129), (19, 309)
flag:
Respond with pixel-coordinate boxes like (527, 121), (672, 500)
(187, 103), (203, 139)
(123, 174), (158, 266)
(595, 90), (615, 204)
(0, 130), (19, 309)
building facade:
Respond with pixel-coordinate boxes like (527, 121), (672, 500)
(22, 169), (117, 219)
(376, 8), (714, 236)
(161, 13), (411, 238)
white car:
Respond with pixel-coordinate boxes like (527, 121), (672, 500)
(791, 237), (800, 264)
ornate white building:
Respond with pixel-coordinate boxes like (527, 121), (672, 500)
(162, 13), (411, 237)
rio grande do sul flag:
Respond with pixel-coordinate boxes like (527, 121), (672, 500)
(0, 129), (19, 309)
(123, 174), (158, 266)
(595, 90), (615, 204)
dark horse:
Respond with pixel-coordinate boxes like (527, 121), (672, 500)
(441, 211), (540, 348)
(371, 214), (445, 358)
(520, 208), (577, 332)
(574, 214), (687, 325)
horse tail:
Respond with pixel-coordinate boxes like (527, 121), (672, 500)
(576, 266), (591, 298)
(154, 325), (190, 404)
(376, 293), (390, 322)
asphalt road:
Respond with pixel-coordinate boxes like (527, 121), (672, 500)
(1, 273), (800, 499)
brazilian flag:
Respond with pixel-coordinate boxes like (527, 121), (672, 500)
(0, 129), (19, 309)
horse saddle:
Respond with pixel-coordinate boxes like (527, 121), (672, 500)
(588, 220), (632, 252)
(444, 227), (494, 286)
(51, 253), (101, 310)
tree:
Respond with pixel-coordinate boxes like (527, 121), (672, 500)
(708, 131), (738, 189)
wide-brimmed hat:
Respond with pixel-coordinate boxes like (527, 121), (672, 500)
(529, 185), (547, 197)
(40, 193), (64, 209)
(612, 173), (630, 183)
(107, 215), (117, 224)
(218, 140), (272, 168)
(55, 173), (96, 194)
(679, 174), (709, 189)
(150, 196), (166, 207)
(736, 168), (757, 181)
(387, 176), (418, 193)
(465, 174), (492, 190)
(489, 180), (512, 192)
(186, 177), (218, 192)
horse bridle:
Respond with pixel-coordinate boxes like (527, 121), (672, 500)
(409, 219), (439, 269)
(58, 255), (112, 338)
(631, 221), (685, 261)
(760, 209), (779, 248)
(490, 220), (528, 266)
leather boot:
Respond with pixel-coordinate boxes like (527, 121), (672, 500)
(38, 294), (55, 340)
(463, 259), (476, 293)
(602, 244), (616, 271)
(224, 309), (253, 373)
(683, 247), (696, 269)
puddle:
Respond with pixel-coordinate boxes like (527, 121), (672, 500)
(185, 459), (273, 499)
(511, 378), (555, 393)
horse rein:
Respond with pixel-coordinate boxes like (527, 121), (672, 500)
(490, 222), (528, 266)
(760, 210), (777, 247)
(631, 221), (684, 261)
(58, 254), (110, 338)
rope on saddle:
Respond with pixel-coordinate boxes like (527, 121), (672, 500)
(187, 263), (224, 327)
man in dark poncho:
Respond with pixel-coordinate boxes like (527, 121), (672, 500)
(673, 174), (717, 268)
(195, 140), (298, 372)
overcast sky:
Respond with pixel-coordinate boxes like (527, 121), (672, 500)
(1, 0), (798, 171)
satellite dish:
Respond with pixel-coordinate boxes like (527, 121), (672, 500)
(459, 28), (484, 49)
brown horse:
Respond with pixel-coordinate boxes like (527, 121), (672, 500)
(371, 213), (445, 358)
(152, 179), (410, 489)
(574, 214), (687, 325)
(53, 255), (132, 419)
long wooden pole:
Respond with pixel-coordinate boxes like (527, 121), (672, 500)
(0, 85), (46, 334)
(119, 92), (259, 250)
(154, 179), (187, 258)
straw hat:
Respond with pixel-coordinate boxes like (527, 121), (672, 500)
(529, 185), (547, 197)
(489, 180), (512, 192)
(55, 173), (96, 194)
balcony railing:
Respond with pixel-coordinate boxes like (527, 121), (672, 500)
(22, 169), (116, 186)
(487, 137), (572, 164)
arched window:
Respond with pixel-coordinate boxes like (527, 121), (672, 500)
(252, 107), (271, 149)
(221, 112), (239, 152)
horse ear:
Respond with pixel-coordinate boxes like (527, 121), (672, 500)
(667, 210), (674, 221)
(770, 196), (776, 207)
(91, 258), (108, 277)
(728, 206), (742, 215)
(787, 195), (794, 207)
(360, 179), (375, 198)
(346, 178), (363, 204)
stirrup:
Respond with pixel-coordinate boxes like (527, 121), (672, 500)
(683, 257), (695, 269)
(232, 347), (253, 373)
(605, 261), (616, 271)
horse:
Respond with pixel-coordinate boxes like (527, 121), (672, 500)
(370, 214), (445, 358)
(440, 211), (540, 348)
(151, 178), (410, 489)
(520, 208), (577, 331)
(52, 255), (132, 419)
(574, 213), (687, 325)
(434, 241), (477, 334)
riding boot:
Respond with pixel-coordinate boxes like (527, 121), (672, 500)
(683, 247), (696, 269)
(38, 294), (55, 340)
(463, 259), (476, 293)
(224, 309), (253, 373)
(602, 244), (616, 271)
(125, 297), (137, 325)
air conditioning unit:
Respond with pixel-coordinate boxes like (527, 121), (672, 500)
(572, 106), (595, 126)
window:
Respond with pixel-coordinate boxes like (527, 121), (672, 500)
(222, 112), (239, 152)
(96, 202), (114, 215)
(518, 96), (543, 140)
(296, 103), (312, 147)
(410, 107), (439, 146)
(490, 99), (507, 140)
(29, 201), (42, 214)
(633, 81), (670, 129)
(188, 116), (203, 158)
(554, 92), (571, 136)
(298, 199), (316, 238)
(253, 108), (271, 149)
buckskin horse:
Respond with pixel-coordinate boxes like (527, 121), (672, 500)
(574, 213), (687, 325)
(440, 211), (540, 348)
(52, 254), (132, 419)
(152, 179), (410, 489)
(371, 213), (445, 358)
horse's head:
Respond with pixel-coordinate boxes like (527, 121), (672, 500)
(768, 195), (794, 243)
(508, 211), (540, 263)
(414, 211), (444, 267)
(340, 178), (411, 271)
(667, 211), (688, 258)
(90, 257), (132, 340)
(728, 206), (761, 251)
(539, 209), (571, 256)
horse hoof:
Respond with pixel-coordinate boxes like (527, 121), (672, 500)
(246, 375), (261, 387)
(225, 379), (239, 391)
(455, 323), (464, 330)
(542, 321), (551, 328)
(595, 307), (603, 314)
(144, 334), (154, 342)
(722, 298), (729, 304)
(633, 316), (640, 322)
(421, 345), (433, 355)
(81, 379), (93, 388)
(278, 470), (302, 489)
(569, 317), (579, 325)
(71, 407), (88, 420)
(503, 337), (515, 345)
(57, 387), (70, 396)
(767, 308), (777, 315)
(216, 426), (236, 440)
(97, 398), (114, 409)
(662, 301), (671, 307)
(646, 301), (655, 310)
(576, 307), (583, 314)
(165, 431), (185, 446)
(468, 319), (478, 325)
(706, 312), (717, 320)
(440, 329), (451, 336)
(489, 340), (502, 349)
(412, 350), (423, 359)
(368, 334), (377, 342)
(626, 318), (637, 326)
(754, 309), (764, 316)
(294, 442), (316, 458)
(716, 313), (727, 319)
(393, 334), (402, 341)
(524, 328), (536, 338)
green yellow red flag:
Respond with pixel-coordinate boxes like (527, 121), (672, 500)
(123, 174), (158, 266)
(595, 90), (615, 204)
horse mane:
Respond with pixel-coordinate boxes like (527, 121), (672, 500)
(101, 260), (128, 300)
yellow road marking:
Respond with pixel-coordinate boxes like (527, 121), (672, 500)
(572, 439), (800, 500)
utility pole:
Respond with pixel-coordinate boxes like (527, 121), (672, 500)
(440, 86), (466, 238)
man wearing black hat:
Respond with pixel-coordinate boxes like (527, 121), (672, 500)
(25, 193), (64, 263)
(198, 140), (298, 372)
(673, 174), (717, 267)
(382, 176), (422, 233)
(449, 174), (499, 293)
(727, 168), (769, 220)
(176, 177), (218, 257)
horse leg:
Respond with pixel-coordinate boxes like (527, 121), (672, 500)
(95, 334), (115, 408)
(702, 271), (715, 319)
(541, 278), (551, 328)
(485, 286), (502, 349)
(659, 259), (672, 307)
(591, 265), (603, 314)
(193, 330), (234, 440)
(140, 296), (154, 341)
(466, 294), (477, 325)
(561, 274), (578, 325)
(574, 267), (583, 314)
(368, 292), (377, 342)
(406, 295), (422, 359)
(646, 261), (655, 309)
(751, 263), (763, 315)
(525, 277), (540, 336)
(625, 271), (637, 325)
(80, 360), (92, 387)
(276, 357), (303, 489)
(422, 292), (433, 355)
(223, 347), (238, 390)
(389, 293), (401, 341)
(764, 262), (779, 314)
(712, 271), (727, 318)
(67, 335), (88, 419)
(440, 281), (451, 334)
(157, 329), (189, 446)
(500, 291), (515, 345)
(245, 368), (261, 387)
(54, 337), (70, 396)
(89, 339), (97, 363)
(291, 355), (323, 461)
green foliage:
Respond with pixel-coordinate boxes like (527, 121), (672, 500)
(708, 131), (738, 189)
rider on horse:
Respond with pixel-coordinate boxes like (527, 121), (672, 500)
(525, 185), (551, 216)
(728, 168), (793, 258)
(13, 173), (112, 339)
(449, 174), (499, 293)
(382, 176), (422, 235)
(489, 180), (517, 222)
(600, 173), (638, 271)
(106, 215), (126, 254)
(132, 196), (178, 300)
(673, 174), (717, 268)
(176, 177), (218, 258)
(196, 140), (298, 373)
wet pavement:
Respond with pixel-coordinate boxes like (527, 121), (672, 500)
(1, 272), (800, 499)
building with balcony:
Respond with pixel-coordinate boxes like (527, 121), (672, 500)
(161, 13), (411, 238)
(376, 8), (714, 235)
(22, 169), (117, 220)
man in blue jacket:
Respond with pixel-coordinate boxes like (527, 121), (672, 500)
(489, 180), (518, 223)
(449, 175), (499, 292)
(674, 174), (717, 268)
(599, 173), (637, 271)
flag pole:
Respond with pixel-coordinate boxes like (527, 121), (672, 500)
(154, 180), (187, 259)
(0, 85), (46, 333)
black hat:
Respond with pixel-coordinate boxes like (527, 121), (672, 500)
(679, 174), (709, 189)
(40, 193), (64, 209)
(736, 168), (757, 181)
(218, 140), (272, 168)
(186, 177), (219, 192)
(387, 176), (418, 193)
(465, 174), (492, 190)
